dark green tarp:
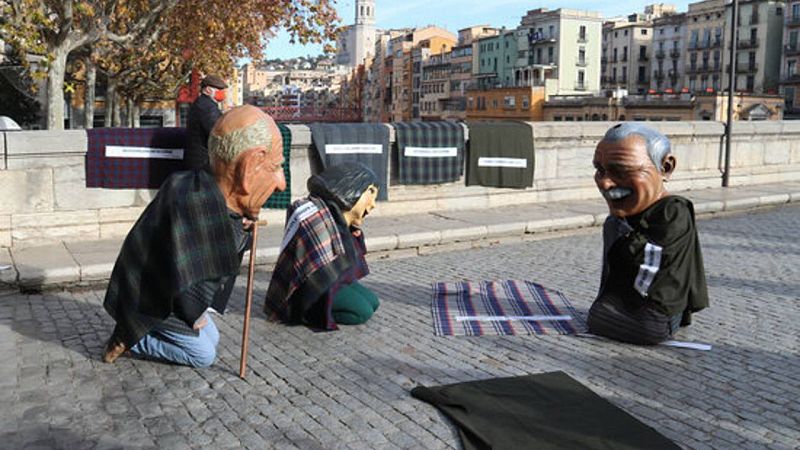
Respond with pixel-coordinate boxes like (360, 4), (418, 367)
(411, 371), (679, 450)
(466, 121), (534, 188)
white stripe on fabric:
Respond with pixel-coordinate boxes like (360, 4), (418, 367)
(279, 202), (319, 252)
(404, 146), (458, 158)
(105, 145), (184, 160)
(325, 144), (383, 154)
(634, 242), (663, 296)
(455, 315), (572, 322)
(477, 157), (527, 168)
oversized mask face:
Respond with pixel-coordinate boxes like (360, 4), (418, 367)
(593, 135), (670, 218)
(344, 184), (379, 228)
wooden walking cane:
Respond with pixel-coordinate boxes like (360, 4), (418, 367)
(239, 221), (261, 379)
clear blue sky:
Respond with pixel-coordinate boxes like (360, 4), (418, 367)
(264, 0), (694, 60)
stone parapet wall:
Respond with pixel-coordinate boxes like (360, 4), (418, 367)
(2, 121), (800, 249)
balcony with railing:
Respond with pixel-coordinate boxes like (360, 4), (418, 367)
(577, 35), (587, 43)
(576, 59), (588, 67)
(655, 50), (666, 59)
(783, 72), (800, 83)
(736, 38), (759, 49)
(789, 15), (800, 27)
(574, 81), (587, 90)
(750, 13), (759, 25)
(727, 62), (759, 73)
(786, 43), (800, 56)
(654, 70), (665, 81)
(638, 53), (649, 62)
(621, 55), (628, 62)
(670, 49), (681, 58)
(709, 39), (722, 48)
(636, 76), (649, 85)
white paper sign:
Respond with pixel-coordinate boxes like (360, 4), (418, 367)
(477, 157), (527, 168)
(325, 144), (383, 154)
(105, 145), (184, 160)
(404, 146), (458, 158)
(456, 315), (572, 322)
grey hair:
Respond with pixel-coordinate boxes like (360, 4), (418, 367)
(208, 118), (274, 164)
(601, 123), (671, 171)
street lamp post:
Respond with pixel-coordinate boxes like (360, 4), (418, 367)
(723, 0), (739, 187)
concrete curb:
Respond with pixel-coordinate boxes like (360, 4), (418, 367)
(7, 186), (800, 291)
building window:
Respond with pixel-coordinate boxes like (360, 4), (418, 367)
(746, 75), (755, 91)
(624, 30), (628, 36)
(503, 95), (516, 109)
(492, 99), (498, 109)
(641, 29), (647, 35)
(522, 96), (530, 109)
(554, 116), (562, 121)
(579, 25), (587, 40)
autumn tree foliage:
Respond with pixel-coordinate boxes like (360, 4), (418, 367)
(1, 0), (339, 129)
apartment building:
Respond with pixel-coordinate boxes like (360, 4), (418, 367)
(781, 0), (800, 116)
(603, 13), (659, 93)
(473, 29), (518, 89)
(363, 30), (409, 122)
(465, 86), (546, 120)
(412, 36), (457, 119)
(721, 0), (785, 95)
(683, 0), (726, 93)
(516, 8), (604, 95)
(650, 13), (686, 92)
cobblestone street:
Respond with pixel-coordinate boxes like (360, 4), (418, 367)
(1, 205), (799, 450)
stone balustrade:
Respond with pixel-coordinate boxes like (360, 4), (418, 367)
(2, 121), (800, 249)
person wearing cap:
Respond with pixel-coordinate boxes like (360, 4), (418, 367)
(185, 74), (228, 172)
(101, 105), (286, 367)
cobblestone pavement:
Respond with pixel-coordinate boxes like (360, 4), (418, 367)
(1, 205), (799, 450)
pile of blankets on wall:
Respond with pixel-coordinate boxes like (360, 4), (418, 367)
(85, 120), (538, 205)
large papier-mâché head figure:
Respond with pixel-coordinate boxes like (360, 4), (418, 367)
(307, 163), (380, 227)
(209, 105), (286, 220)
(593, 123), (677, 218)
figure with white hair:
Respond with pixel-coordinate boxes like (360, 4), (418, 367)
(101, 105), (286, 367)
(587, 123), (709, 345)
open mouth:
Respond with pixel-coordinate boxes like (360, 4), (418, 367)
(602, 187), (633, 202)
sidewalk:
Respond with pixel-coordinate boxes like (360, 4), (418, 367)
(3, 181), (800, 291)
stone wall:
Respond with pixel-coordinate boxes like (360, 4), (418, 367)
(2, 121), (800, 249)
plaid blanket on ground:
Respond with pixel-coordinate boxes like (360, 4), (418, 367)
(466, 121), (535, 189)
(393, 121), (465, 184)
(431, 280), (584, 336)
(309, 122), (389, 200)
(264, 123), (293, 209)
(86, 127), (187, 188)
(265, 197), (368, 330)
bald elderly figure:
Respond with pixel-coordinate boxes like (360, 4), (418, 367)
(102, 106), (285, 367)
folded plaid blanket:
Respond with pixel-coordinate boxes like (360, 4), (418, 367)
(431, 280), (584, 336)
(466, 121), (534, 189)
(265, 197), (368, 330)
(309, 123), (389, 200)
(394, 121), (465, 184)
(264, 123), (293, 209)
(86, 127), (187, 189)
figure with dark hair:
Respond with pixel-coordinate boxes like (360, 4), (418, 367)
(587, 123), (709, 345)
(265, 163), (380, 329)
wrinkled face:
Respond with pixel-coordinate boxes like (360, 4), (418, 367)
(593, 135), (665, 218)
(242, 146), (286, 220)
(344, 184), (379, 228)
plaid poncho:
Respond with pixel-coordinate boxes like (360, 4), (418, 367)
(394, 121), (465, 184)
(86, 127), (187, 189)
(103, 170), (241, 347)
(264, 196), (369, 330)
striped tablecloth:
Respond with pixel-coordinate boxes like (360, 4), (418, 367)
(431, 280), (585, 336)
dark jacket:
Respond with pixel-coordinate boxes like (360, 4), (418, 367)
(103, 170), (242, 347)
(598, 195), (709, 325)
(185, 94), (221, 172)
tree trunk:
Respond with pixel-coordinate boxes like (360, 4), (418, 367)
(46, 49), (69, 130)
(112, 91), (121, 127)
(132, 102), (141, 128)
(104, 81), (116, 127)
(83, 57), (96, 129)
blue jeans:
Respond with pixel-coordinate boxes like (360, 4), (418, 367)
(130, 314), (220, 367)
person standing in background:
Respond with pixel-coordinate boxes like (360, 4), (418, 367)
(185, 74), (227, 172)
